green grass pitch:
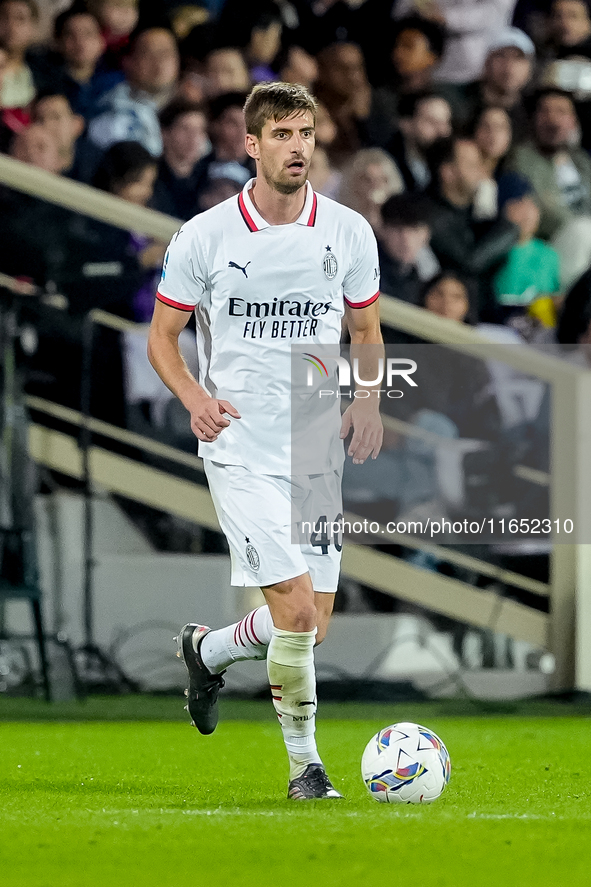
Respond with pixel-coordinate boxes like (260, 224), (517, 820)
(1, 697), (591, 887)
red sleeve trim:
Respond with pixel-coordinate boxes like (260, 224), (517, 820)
(156, 291), (195, 312)
(344, 291), (380, 309)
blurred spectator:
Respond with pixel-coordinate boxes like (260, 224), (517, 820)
(549, 0), (591, 57)
(87, 26), (180, 155)
(277, 44), (318, 90)
(201, 90), (254, 181)
(506, 87), (591, 239)
(88, 0), (139, 58)
(206, 2), (283, 82)
(175, 66), (207, 106)
(370, 272), (504, 519)
(387, 15), (447, 95)
(493, 172), (562, 316)
(417, 273), (508, 454)
(337, 147), (404, 232)
(93, 137), (157, 203)
(0, 0), (36, 109)
(421, 270), (478, 324)
(473, 105), (513, 178)
(151, 98), (209, 218)
(316, 42), (397, 163)
(385, 91), (453, 192)
(215, 0), (284, 49)
(216, 0), (382, 62)
(395, 0), (517, 85)
(10, 120), (62, 172)
(0, 40), (29, 150)
(453, 27), (535, 140)
(508, 87), (591, 292)
(378, 192), (436, 306)
(245, 6), (282, 82)
(428, 135), (519, 315)
(307, 144), (340, 198)
(31, 90), (103, 182)
(197, 162), (244, 212)
(313, 101), (337, 151)
(3, 122), (72, 286)
(36, 0), (71, 45)
(169, 4), (209, 42)
(201, 47), (250, 98)
(540, 1), (591, 151)
(93, 139), (163, 320)
(7, 124), (137, 312)
(512, 0), (552, 44)
(0, 0), (61, 109)
(53, 4), (123, 120)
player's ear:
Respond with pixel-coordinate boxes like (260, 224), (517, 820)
(245, 132), (260, 161)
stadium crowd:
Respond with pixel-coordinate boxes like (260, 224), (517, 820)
(3, 1), (591, 338)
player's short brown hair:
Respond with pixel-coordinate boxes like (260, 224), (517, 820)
(243, 82), (317, 138)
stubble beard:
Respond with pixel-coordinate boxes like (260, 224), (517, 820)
(260, 156), (308, 195)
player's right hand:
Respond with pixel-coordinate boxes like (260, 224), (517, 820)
(189, 398), (241, 442)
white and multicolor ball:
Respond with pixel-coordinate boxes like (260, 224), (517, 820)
(361, 722), (451, 804)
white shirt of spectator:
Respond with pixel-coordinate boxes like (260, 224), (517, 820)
(554, 156), (589, 211)
(87, 82), (163, 156)
(156, 179), (380, 474)
(395, 0), (515, 85)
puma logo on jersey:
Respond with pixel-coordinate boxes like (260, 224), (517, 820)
(229, 260), (251, 278)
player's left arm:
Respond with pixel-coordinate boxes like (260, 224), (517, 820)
(341, 298), (384, 464)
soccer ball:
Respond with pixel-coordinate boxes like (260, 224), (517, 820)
(361, 722), (451, 804)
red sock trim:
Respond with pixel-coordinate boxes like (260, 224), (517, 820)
(249, 610), (263, 646)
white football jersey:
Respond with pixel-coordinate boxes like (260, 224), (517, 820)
(156, 179), (380, 474)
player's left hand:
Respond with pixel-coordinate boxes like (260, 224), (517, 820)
(340, 398), (383, 464)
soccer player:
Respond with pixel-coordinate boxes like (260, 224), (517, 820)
(147, 82), (383, 800)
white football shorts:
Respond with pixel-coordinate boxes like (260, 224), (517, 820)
(203, 460), (343, 593)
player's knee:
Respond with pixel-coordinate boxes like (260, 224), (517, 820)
(291, 604), (317, 633)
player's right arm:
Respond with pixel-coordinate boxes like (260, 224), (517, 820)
(147, 300), (240, 442)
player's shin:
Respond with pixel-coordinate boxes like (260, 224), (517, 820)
(266, 626), (321, 779)
(199, 605), (274, 672)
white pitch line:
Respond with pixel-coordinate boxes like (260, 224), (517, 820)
(92, 808), (363, 818)
(81, 808), (591, 821)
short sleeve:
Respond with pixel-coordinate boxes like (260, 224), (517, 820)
(156, 225), (207, 312)
(342, 215), (380, 309)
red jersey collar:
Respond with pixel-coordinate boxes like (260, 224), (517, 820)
(238, 179), (317, 232)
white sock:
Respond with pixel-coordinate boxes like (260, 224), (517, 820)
(199, 605), (274, 673)
(267, 627), (322, 780)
